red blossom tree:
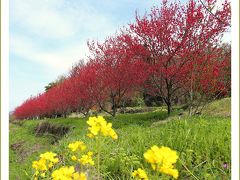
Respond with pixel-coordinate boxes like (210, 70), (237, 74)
(181, 46), (231, 115)
(127, 0), (231, 115)
(87, 34), (149, 116)
(13, 0), (231, 120)
(68, 62), (98, 116)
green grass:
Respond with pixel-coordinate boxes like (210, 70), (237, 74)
(9, 106), (231, 179)
(202, 97), (231, 117)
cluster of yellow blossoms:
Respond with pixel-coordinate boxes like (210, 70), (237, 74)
(32, 152), (59, 178)
(32, 116), (180, 179)
(68, 141), (87, 152)
(52, 166), (86, 180)
(31, 116), (119, 179)
(132, 168), (148, 180)
(68, 141), (95, 167)
(132, 146), (179, 179)
(144, 145), (179, 179)
(86, 116), (118, 140)
(79, 152), (95, 166)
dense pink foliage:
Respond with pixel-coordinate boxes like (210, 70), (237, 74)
(13, 0), (231, 119)
(127, 0), (231, 114)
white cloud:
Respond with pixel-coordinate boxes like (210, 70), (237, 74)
(11, 0), (75, 38)
(10, 0), (121, 74)
(10, 34), (90, 74)
(11, 0), (116, 39)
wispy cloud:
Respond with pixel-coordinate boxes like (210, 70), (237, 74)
(10, 34), (90, 74)
(11, 0), (75, 39)
(10, 0), (118, 40)
(10, 0), (123, 75)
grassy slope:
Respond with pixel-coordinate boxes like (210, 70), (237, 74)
(202, 97), (231, 117)
(9, 98), (231, 179)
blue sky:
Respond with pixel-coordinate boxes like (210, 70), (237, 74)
(10, 0), (230, 111)
(10, 0), (160, 111)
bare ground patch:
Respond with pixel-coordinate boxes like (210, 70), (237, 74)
(34, 122), (71, 144)
(10, 141), (42, 162)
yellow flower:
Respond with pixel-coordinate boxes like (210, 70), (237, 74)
(40, 151), (59, 163)
(68, 141), (86, 152)
(86, 133), (94, 138)
(86, 116), (118, 140)
(87, 116), (98, 126)
(144, 145), (159, 164)
(34, 170), (39, 176)
(52, 166), (87, 180)
(144, 145), (179, 179)
(73, 172), (87, 180)
(87, 151), (93, 156)
(79, 152), (94, 166)
(32, 158), (47, 171)
(48, 162), (54, 168)
(160, 166), (179, 179)
(132, 168), (148, 180)
(109, 129), (118, 140)
(71, 155), (77, 161)
(32, 151), (58, 176)
(51, 166), (75, 180)
(88, 126), (101, 136)
(40, 172), (46, 178)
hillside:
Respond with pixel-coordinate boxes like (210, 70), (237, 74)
(10, 98), (231, 179)
(202, 97), (231, 117)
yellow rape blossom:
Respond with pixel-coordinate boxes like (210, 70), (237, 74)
(68, 141), (86, 152)
(32, 151), (59, 179)
(40, 172), (46, 178)
(86, 133), (94, 138)
(32, 152), (58, 172)
(52, 166), (87, 180)
(73, 172), (87, 180)
(132, 168), (148, 180)
(71, 155), (77, 161)
(51, 166), (75, 180)
(144, 145), (179, 179)
(34, 170), (39, 176)
(32, 158), (47, 171)
(86, 116), (118, 140)
(40, 151), (59, 163)
(160, 166), (179, 179)
(79, 152), (94, 166)
(48, 162), (54, 168)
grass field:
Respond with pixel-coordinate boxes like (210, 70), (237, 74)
(9, 98), (231, 179)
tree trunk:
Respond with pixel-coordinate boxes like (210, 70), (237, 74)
(112, 104), (116, 117)
(111, 95), (117, 117)
(188, 90), (193, 117)
(167, 103), (171, 116)
(163, 96), (172, 116)
(112, 110), (116, 117)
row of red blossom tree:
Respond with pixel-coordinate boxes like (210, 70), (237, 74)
(13, 0), (231, 119)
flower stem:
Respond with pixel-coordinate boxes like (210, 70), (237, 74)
(156, 164), (161, 179)
(97, 153), (100, 179)
(96, 137), (101, 180)
(179, 158), (200, 180)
